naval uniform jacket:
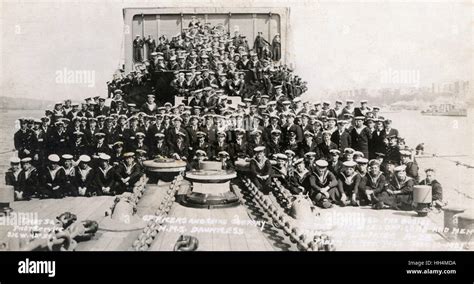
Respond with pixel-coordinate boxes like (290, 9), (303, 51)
(150, 141), (170, 158)
(18, 167), (39, 195)
(94, 165), (116, 191)
(337, 172), (361, 195)
(303, 170), (338, 199)
(266, 140), (283, 156)
(14, 129), (38, 158)
(229, 140), (248, 159)
(370, 129), (387, 158)
(287, 170), (311, 195)
(349, 126), (372, 158)
(317, 141), (338, 160)
(249, 158), (273, 178)
(40, 167), (66, 193)
(75, 166), (96, 191)
(331, 129), (351, 153)
(115, 162), (143, 188)
(5, 168), (21, 191)
(365, 172), (387, 196)
(328, 160), (343, 176)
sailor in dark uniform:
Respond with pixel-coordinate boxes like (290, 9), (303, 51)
(47, 120), (68, 156)
(5, 158), (23, 200)
(185, 115), (201, 146)
(331, 119), (351, 153)
(400, 149), (419, 183)
(141, 94), (158, 115)
(170, 131), (190, 161)
(328, 149), (343, 176)
(151, 133), (170, 158)
(40, 154), (67, 199)
(210, 131), (230, 160)
(247, 130), (265, 157)
(383, 119), (399, 137)
(286, 158), (309, 194)
(166, 116), (190, 148)
(110, 141), (126, 166)
(284, 130), (300, 157)
(266, 129), (283, 156)
(385, 135), (401, 165)
(130, 132), (149, 154)
(95, 98), (110, 117)
(369, 119), (386, 159)
(317, 130), (338, 161)
(419, 168), (444, 208)
(304, 159), (337, 208)
(91, 132), (110, 157)
(363, 160), (388, 208)
(103, 117), (118, 147)
(378, 165), (414, 210)
(75, 155), (97, 197)
(17, 157), (39, 200)
(249, 146), (273, 194)
(95, 153), (116, 195)
(115, 152), (144, 194)
(14, 118), (38, 159)
(336, 161), (361, 206)
(61, 154), (77, 196)
(349, 116), (372, 159)
(70, 131), (88, 160)
(229, 128), (248, 159)
(299, 131), (318, 157)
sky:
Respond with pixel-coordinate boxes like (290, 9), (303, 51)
(0, 0), (472, 102)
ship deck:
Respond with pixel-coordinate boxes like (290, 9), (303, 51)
(1, 176), (463, 251)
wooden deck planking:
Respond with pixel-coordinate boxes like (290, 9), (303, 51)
(221, 205), (251, 251)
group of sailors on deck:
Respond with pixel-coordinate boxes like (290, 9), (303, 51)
(5, 22), (443, 211)
(7, 95), (443, 210)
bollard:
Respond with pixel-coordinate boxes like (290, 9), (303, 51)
(413, 185), (432, 217)
(456, 210), (474, 244)
(443, 207), (466, 240)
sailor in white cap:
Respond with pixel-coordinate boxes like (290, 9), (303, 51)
(317, 130), (338, 160)
(229, 128), (248, 159)
(331, 119), (351, 155)
(217, 151), (233, 170)
(40, 154), (66, 199)
(305, 159), (337, 208)
(286, 158), (310, 194)
(76, 155), (96, 196)
(382, 164), (415, 210)
(361, 159), (388, 208)
(267, 129), (283, 156)
(349, 115), (372, 159)
(116, 152), (143, 194)
(328, 149), (343, 176)
(400, 149), (419, 183)
(249, 146), (273, 194)
(336, 160), (361, 206)
(354, 100), (370, 116)
(341, 99), (355, 118)
(5, 157), (23, 200)
(96, 153), (115, 195)
(61, 154), (77, 196)
(211, 131), (230, 160)
(170, 131), (189, 161)
(16, 157), (39, 199)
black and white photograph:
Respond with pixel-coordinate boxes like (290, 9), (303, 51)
(0, 0), (472, 281)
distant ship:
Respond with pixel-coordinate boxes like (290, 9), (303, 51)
(421, 103), (467, 117)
